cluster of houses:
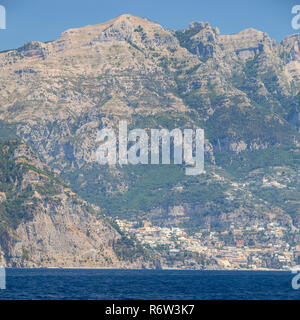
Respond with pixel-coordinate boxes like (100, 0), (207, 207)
(116, 219), (299, 269)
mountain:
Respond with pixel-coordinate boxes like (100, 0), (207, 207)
(0, 14), (299, 269)
(0, 140), (155, 268)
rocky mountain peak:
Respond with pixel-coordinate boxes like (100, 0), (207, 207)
(174, 21), (220, 59)
(188, 21), (218, 33)
(58, 14), (164, 44)
(281, 33), (300, 45)
(218, 27), (278, 62)
(282, 33), (300, 60)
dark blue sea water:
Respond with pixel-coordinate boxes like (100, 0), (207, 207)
(0, 269), (299, 300)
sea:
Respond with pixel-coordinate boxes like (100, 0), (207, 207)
(0, 269), (299, 300)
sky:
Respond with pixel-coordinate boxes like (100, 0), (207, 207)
(0, 0), (299, 51)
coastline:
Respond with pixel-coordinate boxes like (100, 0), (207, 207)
(3, 266), (291, 272)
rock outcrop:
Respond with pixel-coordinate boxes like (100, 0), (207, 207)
(0, 140), (154, 268)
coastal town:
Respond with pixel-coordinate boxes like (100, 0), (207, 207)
(116, 219), (300, 270)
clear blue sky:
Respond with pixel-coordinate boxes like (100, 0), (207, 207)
(0, 0), (299, 51)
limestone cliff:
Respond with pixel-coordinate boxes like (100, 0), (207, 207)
(0, 140), (154, 268)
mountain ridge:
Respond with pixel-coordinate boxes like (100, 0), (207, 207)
(0, 139), (156, 268)
(0, 14), (299, 269)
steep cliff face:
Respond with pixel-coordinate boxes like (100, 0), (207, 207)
(0, 140), (154, 267)
(0, 14), (299, 242)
